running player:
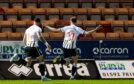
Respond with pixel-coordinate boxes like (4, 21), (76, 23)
(45, 16), (102, 80)
(10, 18), (51, 81)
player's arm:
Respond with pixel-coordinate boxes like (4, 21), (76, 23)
(84, 25), (102, 35)
(23, 33), (26, 45)
(45, 26), (61, 32)
(37, 32), (51, 51)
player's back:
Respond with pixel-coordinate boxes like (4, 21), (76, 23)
(25, 24), (42, 47)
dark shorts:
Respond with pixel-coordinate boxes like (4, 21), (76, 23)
(63, 48), (77, 58)
(24, 47), (42, 58)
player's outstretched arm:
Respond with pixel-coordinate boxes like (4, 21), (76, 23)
(84, 25), (102, 35)
(45, 26), (60, 32)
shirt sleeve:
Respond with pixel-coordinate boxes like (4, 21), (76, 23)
(76, 27), (85, 34)
(59, 26), (67, 32)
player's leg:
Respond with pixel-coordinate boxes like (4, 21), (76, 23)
(70, 55), (78, 80)
(25, 57), (32, 67)
(36, 56), (51, 81)
(70, 49), (78, 80)
(10, 47), (32, 66)
(36, 47), (51, 81)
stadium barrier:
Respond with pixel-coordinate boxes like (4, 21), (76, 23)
(95, 60), (134, 79)
(0, 60), (99, 79)
(0, 40), (134, 60)
(0, 41), (134, 79)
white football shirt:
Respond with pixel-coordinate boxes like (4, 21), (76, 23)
(24, 23), (42, 47)
(60, 24), (85, 49)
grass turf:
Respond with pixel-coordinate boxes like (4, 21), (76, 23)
(0, 80), (134, 84)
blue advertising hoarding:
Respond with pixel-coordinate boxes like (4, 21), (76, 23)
(0, 40), (134, 60)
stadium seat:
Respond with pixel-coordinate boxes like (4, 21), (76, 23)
(0, 32), (8, 40)
(49, 32), (64, 40)
(0, 0), (10, 8)
(7, 18), (17, 21)
(74, 8), (88, 20)
(42, 20), (55, 32)
(66, 0), (79, 8)
(0, 20), (13, 32)
(88, 8), (102, 20)
(92, 32), (105, 39)
(129, 8), (134, 20)
(38, 0), (52, 8)
(115, 8), (129, 20)
(4, 8), (18, 20)
(119, 32), (133, 39)
(46, 8), (60, 20)
(18, 8), (32, 20)
(10, 0), (23, 8)
(52, 0), (66, 8)
(0, 8), (5, 20)
(23, 0), (38, 8)
(12, 20), (27, 32)
(82, 20), (97, 29)
(8, 32), (22, 40)
(120, 0), (133, 8)
(125, 20), (134, 33)
(32, 8), (46, 20)
(111, 20), (125, 32)
(79, 33), (92, 40)
(79, 0), (93, 8)
(60, 8), (74, 20)
(55, 19), (69, 28)
(93, 0), (107, 8)
(76, 20), (83, 28)
(102, 8), (115, 20)
(42, 32), (50, 40)
(97, 21), (112, 33)
(107, 0), (120, 8)
(25, 20), (34, 27)
(106, 32), (119, 39)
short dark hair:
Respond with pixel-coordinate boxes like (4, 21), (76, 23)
(70, 16), (77, 23)
(35, 18), (41, 23)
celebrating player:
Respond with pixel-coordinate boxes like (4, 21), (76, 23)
(10, 18), (51, 81)
(45, 16), (102, 80)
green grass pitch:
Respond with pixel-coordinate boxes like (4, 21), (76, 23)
(0, 80), (134, 84)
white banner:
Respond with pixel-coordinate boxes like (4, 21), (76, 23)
(95, 60), (134, 78)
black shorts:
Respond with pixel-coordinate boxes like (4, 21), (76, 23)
(63, 48), (77, 58)
(24, 47), (42, 58)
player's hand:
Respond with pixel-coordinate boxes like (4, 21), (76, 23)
(96, 25), (102, 30)
(47, 44), (52, 52)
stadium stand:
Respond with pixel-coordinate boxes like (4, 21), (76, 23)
(106, 32), (119, 39)
(46, 8), (60, 20)
(125, 20), (134, 33)
(88, 8), (102, 20)
(49, 32), (64, 40)
(74, 8), (88, 20)
(0, 20), (13, 32)
(32, 8), (46, 20)
(10, 0), (24, 8)
(0, 0), (134, 40)
(0, 0), (10, 8)
(38, 0), (52, 8)
(52, 0), (66, 8)
(92, 32), (106, 39)
(60, 8), (74, 20)
(119, 32), (134, 39)
(102, 8), (115, 20)
(0, 32), (8, 40)
(7, 32), (22, 40)
(42, 32), (50, 40)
